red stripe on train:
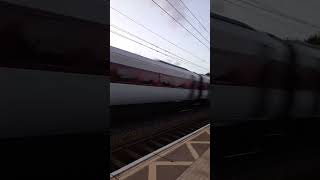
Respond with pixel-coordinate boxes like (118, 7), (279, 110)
(110, 62), (209, 90)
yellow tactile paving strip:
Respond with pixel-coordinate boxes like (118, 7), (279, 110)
(111, 126), (210, 180)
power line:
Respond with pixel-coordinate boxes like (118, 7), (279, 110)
(237, 0), (320, 29)
(110, 25), (208, 68)
(230, 0), (320, 30)
(222, 0), (316, 36)
(110, 30), (209, 71)
(223, 0), (247, 8)
(163, 0), (209, 43)
(110, 24), (206, 68)
(111, 30), (209, 71)
(150, 0), (210, 49)
(178, 0), (209, 33)
(110, 7), (209, 63)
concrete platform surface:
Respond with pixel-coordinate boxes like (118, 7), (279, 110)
(111, 125), (210, 180)
(177, 149), (210, 180)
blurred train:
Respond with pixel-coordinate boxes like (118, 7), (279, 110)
(110, 46), (210, 106)
(0, 0), (107, 178)
(0, 0), (106, 139)
(211, 13), (320, 132)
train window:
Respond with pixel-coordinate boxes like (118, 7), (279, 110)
(265, 61), (285, 89)
(184, 79), (193, 89)
(173, 77), (187, 88)
(138, 70), (160, 86)
(296, 66), (318, 91)
(111, 63), (160, 86)
(111, 62), (194, 89)
(0, 2), (107, 75)
(159, 74), (188, 88)
(159, 74), (172, 87)
(194, 82), (200, 90)
(111, 63), (139, 83)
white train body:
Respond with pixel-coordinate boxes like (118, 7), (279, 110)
(110, 46), (209, 106)
(0, 1), (106, 138)
(211, 13), (320, 126)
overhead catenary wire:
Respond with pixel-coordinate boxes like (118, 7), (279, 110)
(222, 0), (316, 36)
(150, 0), (210, 49)
(111, 30), (209, 71)
(163, 0), (209, 43)
(178, 0), (209, 33)
(223, 0), (251, 9)
(110, 24), (205, 67)
(110, 30), (209, 71)
(229, 0), (320, 30)
(110, 6), (209, 63)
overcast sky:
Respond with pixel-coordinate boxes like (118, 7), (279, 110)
(110, 0), (210, 74)
(212, 0), (320, 40)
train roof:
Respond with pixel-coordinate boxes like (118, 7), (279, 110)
(266, 33), (284, 41)
(211, 13), (285, 40)
(211, 13), (256, 31)
(212, 13), (290, 60)
(110, 46), (203, 80)
(211, 13), (286, 43)
(157, 60), (190, 72)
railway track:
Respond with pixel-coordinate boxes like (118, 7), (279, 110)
(110, 100), (209, 150)
(110, 118), (209, 172)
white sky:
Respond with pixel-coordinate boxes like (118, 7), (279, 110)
(110, 0), (210, 74)
(212, 0), (320, 40)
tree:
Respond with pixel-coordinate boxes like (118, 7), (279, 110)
(305, 32), (320, 45)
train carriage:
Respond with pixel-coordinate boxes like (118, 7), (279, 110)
(211, 13), (291, 125)
(211, 13), (320, 149)
(288, 41), (320, 119)
(0, 0), (106, 139)
(110, 46), (210, 106)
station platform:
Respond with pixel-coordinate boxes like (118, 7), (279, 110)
(110, 124), (210, 180)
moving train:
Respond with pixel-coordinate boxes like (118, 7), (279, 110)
(211, 13), (320, 131)
(1, 0), (107, 177)
(0, 0), (106, 139)
(0, 0), (209, 139)
(110, 46), (210, 106)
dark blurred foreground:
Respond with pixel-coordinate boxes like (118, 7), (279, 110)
(213, 120), (320, 180)
(0, 133), (107, 179)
